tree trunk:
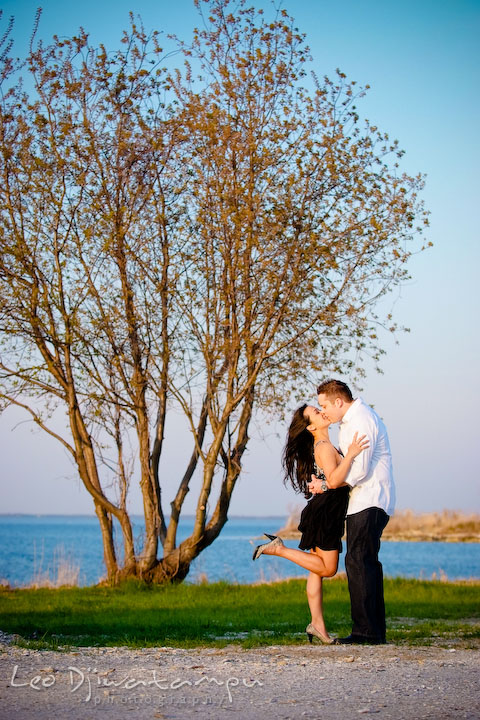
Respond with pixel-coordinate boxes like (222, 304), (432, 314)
(94, 504), (118, 582)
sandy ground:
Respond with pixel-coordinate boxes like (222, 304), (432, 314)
(0, 633), (479, 720)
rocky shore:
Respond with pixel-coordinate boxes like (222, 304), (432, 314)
(1, 632), (478, 719)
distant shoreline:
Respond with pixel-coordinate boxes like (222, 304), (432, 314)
(1, 512), (479, 542)
(277, 509), (480, 544)
(0, 513), (288, 519)
(277, 530), (480, 543)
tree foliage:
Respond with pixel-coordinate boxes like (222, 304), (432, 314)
(0, 1), (428, 583)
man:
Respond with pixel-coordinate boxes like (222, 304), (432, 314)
(316, 378), (395, 645)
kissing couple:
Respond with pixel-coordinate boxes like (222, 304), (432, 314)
(253, 378), (395, 645)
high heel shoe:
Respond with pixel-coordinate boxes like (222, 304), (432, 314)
(306, 623), (334, 645)
(252, 533), (284, 561)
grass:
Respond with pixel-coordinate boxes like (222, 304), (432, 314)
(31, 544), (80, 588)
(1, 576), (479, 650)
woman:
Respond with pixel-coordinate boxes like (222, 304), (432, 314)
(252, 404), (368, 644)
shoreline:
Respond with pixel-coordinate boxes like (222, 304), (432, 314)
(277, 509), (480, 544)
(277, 530), (480, 543)
(1, 636), (478, 720)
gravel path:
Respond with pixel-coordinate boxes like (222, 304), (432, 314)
(0, 634), (479, 719)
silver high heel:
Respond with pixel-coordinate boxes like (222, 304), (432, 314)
(306, 623), (334, 645)
(252, 533), (284, 561)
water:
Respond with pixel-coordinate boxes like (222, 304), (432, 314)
(0, 514), (479, 587)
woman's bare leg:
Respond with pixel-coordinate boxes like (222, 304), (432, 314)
(261, 544), (339, 638)
(262, 543), (339, 577)
(306, 572), (329, 639)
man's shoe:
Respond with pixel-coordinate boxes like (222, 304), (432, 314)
(333, 634), (384, 645)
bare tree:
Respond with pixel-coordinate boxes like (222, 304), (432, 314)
(0, 1), (428, 584)
(0, 16), (184, 579)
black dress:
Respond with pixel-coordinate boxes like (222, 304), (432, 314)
(298, 463), (350, 553)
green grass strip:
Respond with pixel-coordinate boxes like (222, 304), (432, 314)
(0, 577), (478, 650)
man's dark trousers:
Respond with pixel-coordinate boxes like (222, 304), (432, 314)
(345, 507), (389, 642)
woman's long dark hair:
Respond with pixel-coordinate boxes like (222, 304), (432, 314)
(282, 404), (314, 498)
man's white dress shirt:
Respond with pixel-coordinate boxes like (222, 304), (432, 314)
(339, 398), (395, 517)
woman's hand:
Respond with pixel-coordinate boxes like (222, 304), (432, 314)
(308, 475), (324, 494)
(348, 432), (369, 458)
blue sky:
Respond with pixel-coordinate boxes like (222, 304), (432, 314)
(0, 0), (479, 517)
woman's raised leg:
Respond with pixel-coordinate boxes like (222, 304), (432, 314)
(259, 543), (339, 642)
(262, 542), (339, 577)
